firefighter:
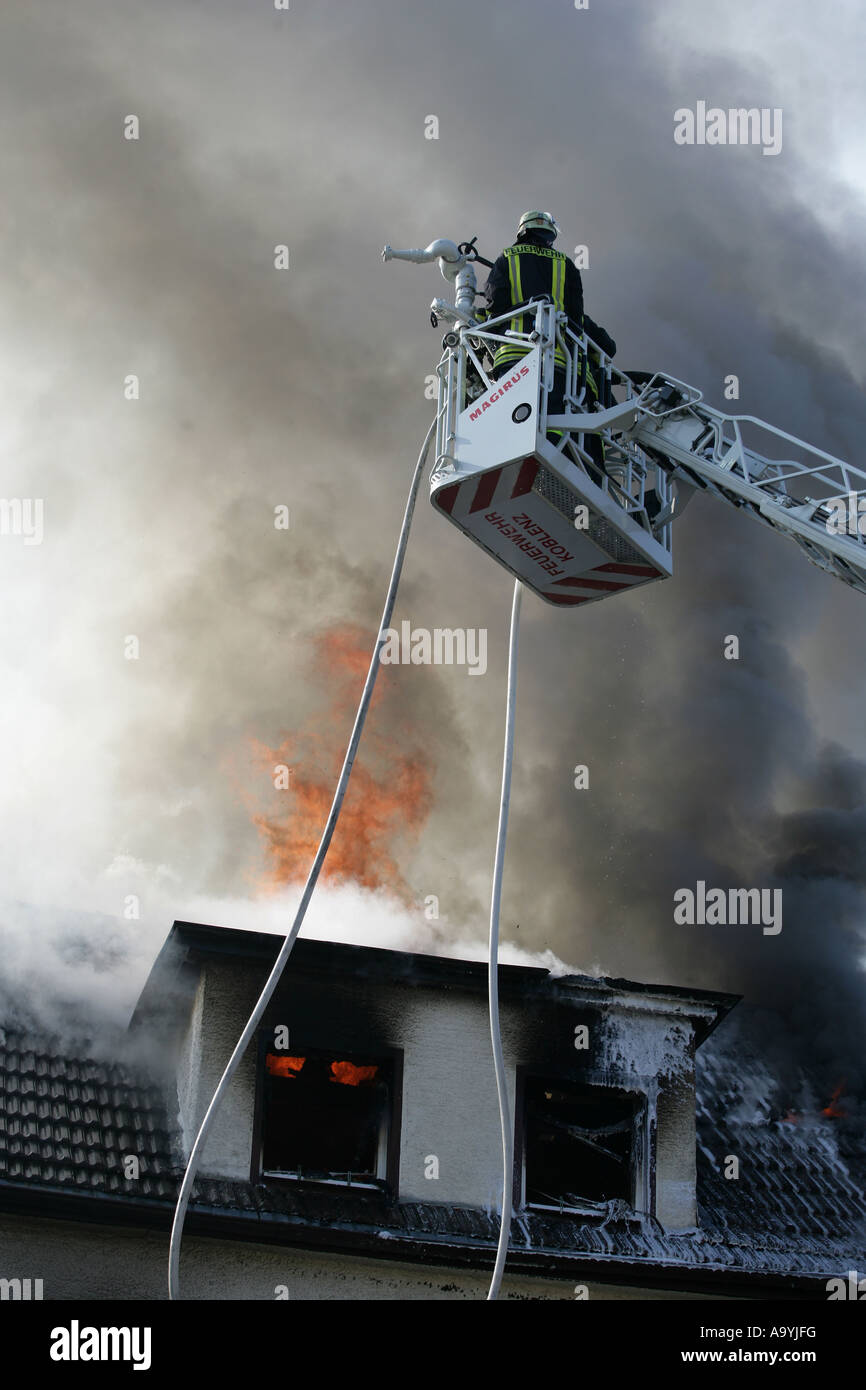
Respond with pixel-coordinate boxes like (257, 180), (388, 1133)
(482, 211), (616, 461)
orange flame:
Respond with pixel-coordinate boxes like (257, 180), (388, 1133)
(266, 1054), (305, 1078)
(821, 1081), (847, 1120)
(780, 1080), (848, 1125)
(330, 1060), (378, 1086)
(251, 625), (432, 901)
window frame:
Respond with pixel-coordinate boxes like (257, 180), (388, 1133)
(513, 1065), (650, 1218)
(251, 1032), (403, 1197)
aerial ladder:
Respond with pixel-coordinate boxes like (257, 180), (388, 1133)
(167, 231), (866, 1306)
(383, 235), (866, 605)
(382, 232), (866, 1301)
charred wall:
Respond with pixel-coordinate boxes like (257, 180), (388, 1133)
(171, 945), (706, 1229)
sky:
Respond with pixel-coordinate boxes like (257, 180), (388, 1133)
(1, 0), (865, 1104)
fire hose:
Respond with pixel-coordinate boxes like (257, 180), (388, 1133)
(486, 578), (522, 1300)
(168, 419), (435, 1299)
(168, 417), (520, 1301)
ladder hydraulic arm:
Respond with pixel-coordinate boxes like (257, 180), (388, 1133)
(622, 374), (866, 597)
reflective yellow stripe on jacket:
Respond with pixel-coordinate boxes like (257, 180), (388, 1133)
(493, 246), (572, 374)
(507, 247), (524, 339)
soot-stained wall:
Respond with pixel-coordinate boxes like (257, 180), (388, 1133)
(171, 943), (713, 1229)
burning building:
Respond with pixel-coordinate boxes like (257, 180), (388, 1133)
(0, 921), (864, 1299)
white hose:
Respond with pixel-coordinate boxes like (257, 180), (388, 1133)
(167, 419), (436, 1300)
(486, 578), (523, 1301)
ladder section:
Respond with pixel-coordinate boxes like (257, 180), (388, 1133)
(628, 376), (866, 596)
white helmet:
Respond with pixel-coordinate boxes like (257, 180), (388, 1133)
(517, 210), (559, 240)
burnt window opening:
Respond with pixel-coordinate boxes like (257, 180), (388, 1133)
(522, 1076), (642, 1215)
(259, 1046), (394, 1191)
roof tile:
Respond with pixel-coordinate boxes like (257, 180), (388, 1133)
(1, 1019), (864, 1284)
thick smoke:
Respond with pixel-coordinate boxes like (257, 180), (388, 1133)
(0, 1), (865, 1106)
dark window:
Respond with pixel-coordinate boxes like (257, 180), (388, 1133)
(260, 1047), (394, 1190)
(522, 1076), (640, 1212)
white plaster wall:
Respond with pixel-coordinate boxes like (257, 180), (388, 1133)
(175, 961), (267, 1180)
(171, 956), (702, 1225)
(174, 960), (525, 1203)
(656, 1072), (698, 1230)
(397, 987), (522, 1207)
(175, 974), (205, 1156)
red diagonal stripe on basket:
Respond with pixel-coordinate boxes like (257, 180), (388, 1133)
(435, 483), (461, 515)
(469, 469), (502, 513)
(591, 562), (659, 578)
(510, 458), (539, 498)
(552, 576), (631, 592)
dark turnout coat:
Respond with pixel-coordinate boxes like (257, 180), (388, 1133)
(483, 237), (616, 373)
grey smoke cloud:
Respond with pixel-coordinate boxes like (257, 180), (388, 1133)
(1, 0), (865, 1101)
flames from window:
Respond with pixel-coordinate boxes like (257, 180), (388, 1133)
(329, 1060), (378, 1087)
(266, 1053), (379, 1087)
(266, 1054), (305, 1078)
